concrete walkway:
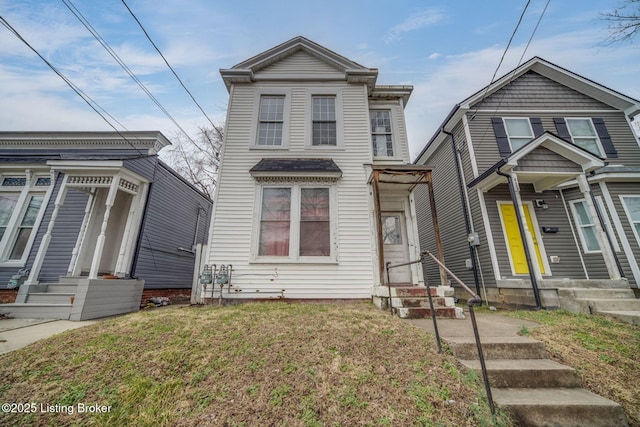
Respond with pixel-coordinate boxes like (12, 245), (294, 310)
(0, 318), (97, 355)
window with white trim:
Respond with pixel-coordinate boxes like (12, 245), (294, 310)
(566, 118), (604, 157)
(370, 110), (394, 157)
(570, 199), (600, 253)
(503, 118), (534, 151)
(257, 95), (285, 146)
(0, 174), (51, 264)
(255, 184), (334, 261)
(312, 96), (337, 146)
(621, 195), (640, 246)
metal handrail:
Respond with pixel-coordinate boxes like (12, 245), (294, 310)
(420, 250), (495, 415)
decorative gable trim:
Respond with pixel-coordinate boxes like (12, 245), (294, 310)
(220, 36), (378, 92)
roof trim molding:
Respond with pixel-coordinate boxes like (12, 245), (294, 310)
(220, 36), (378, 92)
(0, 131), (171, 154)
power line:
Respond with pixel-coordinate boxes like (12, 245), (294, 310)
(471, 0), (532, 119)
(60, 0), (198, 145)
(120, 0), (218, 130)
(0, 15), (150, 158)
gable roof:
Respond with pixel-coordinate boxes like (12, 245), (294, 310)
(220, 36), (378, 92)
(415, 57), (640, 164)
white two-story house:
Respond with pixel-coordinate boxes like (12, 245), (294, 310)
(205, 37), (449, 308)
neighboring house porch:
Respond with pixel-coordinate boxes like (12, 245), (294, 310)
(0, 132), (212, 320)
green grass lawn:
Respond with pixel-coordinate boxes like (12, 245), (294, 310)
(0, 302), (510, 427)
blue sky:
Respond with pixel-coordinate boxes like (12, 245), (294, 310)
(1, 0), (639, 159)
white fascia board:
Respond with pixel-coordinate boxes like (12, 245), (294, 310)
(47, 160), (124, 169)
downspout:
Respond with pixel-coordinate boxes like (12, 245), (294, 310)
(495, 168), (542, 309)
(443, 128), (482, 297)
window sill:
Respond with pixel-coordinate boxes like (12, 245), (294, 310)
(249, 145), (289, 150)
(250, 257), (338, 265)
(0, 260), (27, 269)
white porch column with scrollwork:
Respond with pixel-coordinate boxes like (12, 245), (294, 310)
(88, 175), (120, 279)
(24, 174), (69, 286)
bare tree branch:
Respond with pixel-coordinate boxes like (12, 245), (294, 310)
(164, 125), (223, 198)
(600, 0), (640, 44)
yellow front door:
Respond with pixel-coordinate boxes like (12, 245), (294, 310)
(500, 203), (545, 275)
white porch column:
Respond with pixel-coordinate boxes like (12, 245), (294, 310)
(67, 190), (95, 276)
(577, 174), (621, 280)
(25, 174), (69, 286)
(512, 174), (544, 281)
(89, 176), (119, 279)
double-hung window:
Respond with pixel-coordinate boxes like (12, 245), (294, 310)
(0, 174), (51, 264)
(257, 95), (285, 146)
(503, 118), (534, 151)
(312, 96), (337, 146)
(566, 118), (603, 157)
(370, 110), (394, 157)
(570, 200), (600, 253)
(621, 196), (640, 246)
(256, 185), (333, 261)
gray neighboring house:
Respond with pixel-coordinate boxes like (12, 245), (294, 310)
(0, 131), (212, 320)
(415, 57), (640, 321)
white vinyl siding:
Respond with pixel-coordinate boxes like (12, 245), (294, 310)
(208, 81), (375, 299)
(503, 118), (534, 151)
(566, 118), (604, 157)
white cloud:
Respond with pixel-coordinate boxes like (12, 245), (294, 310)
(384, 9), (445, 44)
(427, 53), (441, 60)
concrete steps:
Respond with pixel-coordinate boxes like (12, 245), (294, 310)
(440, 314), (628, 426)
(458, 358), (581, 388)
(0, 280), (77, 320)
(547, 280), (640, 325)
(371, 285), (464, 319)
(0, 303), (71, 319)
(493, 388), (628, 427)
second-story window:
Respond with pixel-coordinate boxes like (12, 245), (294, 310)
(370, 110), (394, 157)
(312, 96), (336, 146)
(503, 118), (534, 151)
(566, 118), (603, 157)
(258, 95), (285, 146)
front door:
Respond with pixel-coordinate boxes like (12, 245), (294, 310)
(499, 203), (546, 275)
(382, 212), (411, 284)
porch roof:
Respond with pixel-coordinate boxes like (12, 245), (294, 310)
(468, 132), (606, 192)
(249, 158), (342, 180)
(367, 164), (432, 191)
